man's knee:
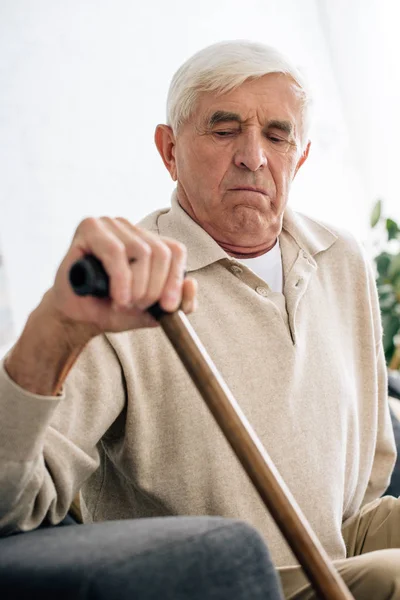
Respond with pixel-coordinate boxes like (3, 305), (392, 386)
(339, 550), (400, 600)
(364, 552), (400, 598)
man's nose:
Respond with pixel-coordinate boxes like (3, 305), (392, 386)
(233, 132), (268, 171)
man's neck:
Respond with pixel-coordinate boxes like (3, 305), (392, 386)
(218, 240), (278, 259)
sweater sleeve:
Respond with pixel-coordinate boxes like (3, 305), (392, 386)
(0, 334), (125, 535)
(361, 256), (397, 505)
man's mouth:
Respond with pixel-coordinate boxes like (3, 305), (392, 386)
(230, 187), (268, 196)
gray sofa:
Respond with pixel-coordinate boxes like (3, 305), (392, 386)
(0, 517), (283, 599)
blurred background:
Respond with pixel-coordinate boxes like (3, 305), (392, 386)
(1, 0), (399, 355)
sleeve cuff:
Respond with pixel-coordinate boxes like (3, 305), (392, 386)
(0, 357), (64, 460)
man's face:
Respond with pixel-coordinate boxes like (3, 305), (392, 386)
(159, 73), (310, 249)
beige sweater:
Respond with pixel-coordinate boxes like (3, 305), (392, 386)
(0, 195), (396, 567)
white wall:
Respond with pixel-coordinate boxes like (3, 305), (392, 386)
(319, 0), (400, 223)
(0, 0), (367, 351)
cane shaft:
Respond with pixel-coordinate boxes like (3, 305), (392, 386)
(159, 311), (354, 600)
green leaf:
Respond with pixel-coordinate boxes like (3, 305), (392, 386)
(370, 199), (382, 228)
(375, 253), (392, 277)
(388, 254), (400, 279)
(386, 218), (399, 241)
(382, 313), (400, 360)
(393, 273), (400, 294)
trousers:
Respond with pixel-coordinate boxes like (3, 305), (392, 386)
(279, 495), (400, 599)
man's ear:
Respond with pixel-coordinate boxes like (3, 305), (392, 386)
(293, 141), (311, 178)
(155, 125), (177, 181)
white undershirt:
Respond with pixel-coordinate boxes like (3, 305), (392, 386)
(236, 239), (283, 293)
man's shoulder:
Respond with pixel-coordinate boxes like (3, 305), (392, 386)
(290, 209), (365, 258)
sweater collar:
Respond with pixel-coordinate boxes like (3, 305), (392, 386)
(156, 191), (228, 272)
(156, 190), (338, 273)
(282, 206), (338, 257)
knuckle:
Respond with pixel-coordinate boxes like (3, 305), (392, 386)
(153, 242), (172, 262)
(106, 239), (126, 259)
(99, 216), (118, 230)
(135, 240), (151, 258)
(115, 216), (133, 227)
(169, 240), (187, 258)
(76, 216), (100, 234)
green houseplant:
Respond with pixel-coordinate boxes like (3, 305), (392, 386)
(370, 200), (400, 370)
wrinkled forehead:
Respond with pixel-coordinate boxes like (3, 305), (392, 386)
(193, 73), (305, 128)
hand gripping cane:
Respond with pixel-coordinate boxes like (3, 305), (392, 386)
(69, 255), (354, 600)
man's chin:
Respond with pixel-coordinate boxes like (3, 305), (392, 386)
(231, 204), (274, 227)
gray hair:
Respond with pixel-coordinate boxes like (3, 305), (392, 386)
(166, 40), (312, 150)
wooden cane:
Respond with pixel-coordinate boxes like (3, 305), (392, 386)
(69, 256), (354, 600)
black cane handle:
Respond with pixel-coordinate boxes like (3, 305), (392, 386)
(68, 255), (168, 320)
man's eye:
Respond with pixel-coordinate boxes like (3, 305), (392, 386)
(213, 130), (238, 137)
(267, 134), (286, 144)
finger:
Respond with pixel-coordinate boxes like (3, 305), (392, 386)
(101, 218), (151, 307)
(115, 218), (175, 310)
(137, 237), (172, 310)
(180, 277), (198, 314)
(112, 219), (187, 312)
(158, 238), (187, 312)
(73, 218), (134, 307)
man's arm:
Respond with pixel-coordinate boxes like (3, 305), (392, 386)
(361, 256), (397, 505)
(0, 216), (197, 534)
(0, 332), (126, 535)
(4, 291), (96, 397)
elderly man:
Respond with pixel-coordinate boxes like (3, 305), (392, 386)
(1, 40), (399, 599)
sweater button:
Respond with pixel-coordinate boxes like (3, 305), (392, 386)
(231, 265), (243, 275)
(256, 286), (269, 297)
